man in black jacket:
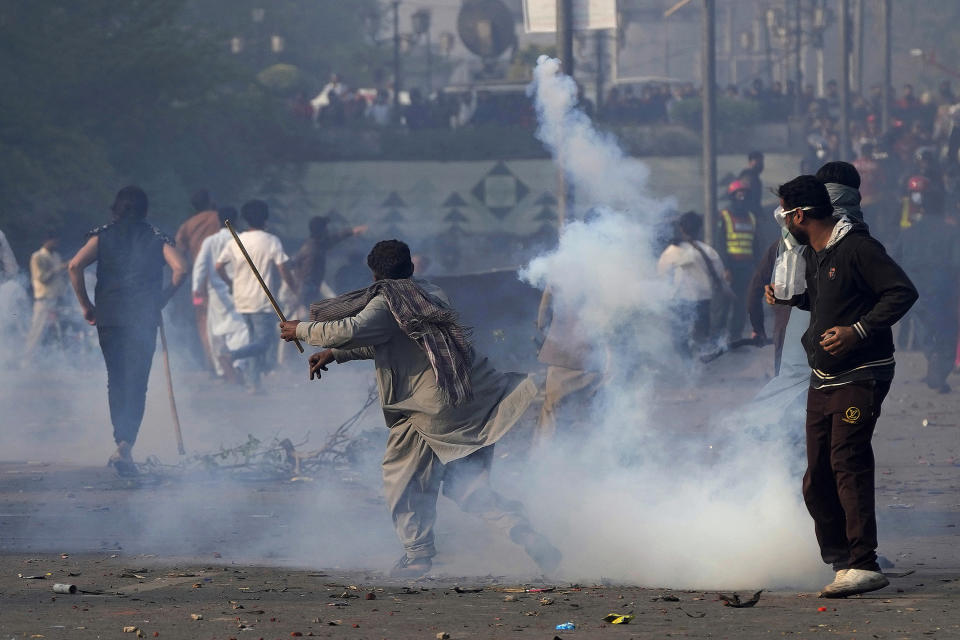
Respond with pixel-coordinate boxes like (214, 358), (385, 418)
(765, 175), (917, 598)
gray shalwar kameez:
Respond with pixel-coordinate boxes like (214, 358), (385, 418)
(296, 281), (538, 560)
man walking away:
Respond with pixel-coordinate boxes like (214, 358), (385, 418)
(175, 189), (221, 371)
(215, 200), (295, 393)
(23, 229), (67, 363)
(765, 175), (917, 598)
(657, 211), (728, 357)
(897, 187), (960, 392)
(68, 186), (188, 476)
(192, 206), (249, 383)
(279, 240), (560, 577)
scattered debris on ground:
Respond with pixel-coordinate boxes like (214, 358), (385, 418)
(140, 387), (378, 480)
(717, 589), (763, 608)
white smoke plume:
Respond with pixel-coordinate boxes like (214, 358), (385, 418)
(516, 56), (824, 589)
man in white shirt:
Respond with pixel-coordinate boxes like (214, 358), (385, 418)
(215, 200), (295, 391)
(192, 207), (249, 381)
(657, 211), (728, 356)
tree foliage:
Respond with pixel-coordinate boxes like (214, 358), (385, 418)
(0, 0), (381, 258)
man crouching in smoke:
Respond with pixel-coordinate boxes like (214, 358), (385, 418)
(765, 176), (917, 598)
(279, 240), (561, 578)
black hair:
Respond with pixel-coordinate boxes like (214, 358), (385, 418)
(367, 239), (414, 279)
(309, 216), (329, 238)
(241, 199), (269, 229)
(44, 227), (60, 240)
(191, 189), (211, 212)
(217, 206), (237, 226)
(776, 175), (833, 220)
(676, 210), (703, 239)
(112, 185), (149, 220)
(815, 161), (861, 189)
(748, 150), (764, 162)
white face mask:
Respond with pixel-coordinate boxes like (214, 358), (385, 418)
(773, 205), (787, 228)
(911, 192), (923, 205)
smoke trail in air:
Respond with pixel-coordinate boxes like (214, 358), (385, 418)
(516, 56), (823, 590)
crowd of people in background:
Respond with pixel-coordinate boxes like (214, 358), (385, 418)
(289, 72), (538, 130)
(659, 139), (960, 398)
(0, 189), (369, 398)
(289, 69), (960, 154)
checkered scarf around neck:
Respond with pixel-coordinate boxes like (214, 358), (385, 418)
(310, 278), (475, 406)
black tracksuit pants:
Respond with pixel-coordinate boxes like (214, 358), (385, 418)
(97, 325), (157, 446)
(803, 379), (890, 572)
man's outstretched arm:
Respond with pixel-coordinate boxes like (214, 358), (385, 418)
(281, 297), (395, 349)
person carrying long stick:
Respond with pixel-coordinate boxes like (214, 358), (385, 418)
(68, 186), (188, 476)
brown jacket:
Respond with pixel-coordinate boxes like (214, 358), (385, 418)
(175, 210), (221, 264)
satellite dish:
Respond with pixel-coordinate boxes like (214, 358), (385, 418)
(457, 0), (517, 59)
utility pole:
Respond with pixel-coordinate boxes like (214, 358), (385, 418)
(664, 18), (671, 77)
(556, 0), (574, 225)
(702, 0), (717, 247)
(556, 0), (574, 75)
(392, 0), (401, 122)
(838, 0), (850, 160)
(815, 0), (825, 97)
(881, 0), (891, 131)
(853, 0), (864, 93)
(426, 29), (433, 94)
(595, 29), (604, 112)
(725, 3), (734, 86)
(794, 0), (803, 117)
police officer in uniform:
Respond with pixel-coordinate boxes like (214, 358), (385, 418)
(717, 179), (761, 340)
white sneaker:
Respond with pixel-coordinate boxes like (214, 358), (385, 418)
(820, 569), (889, 598)
(821, 568), (849, 592)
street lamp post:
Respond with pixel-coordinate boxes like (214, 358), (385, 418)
(703, 0), (717, 248)
(881, 0), (891, 131)
(793, 0), (802, 117)
(839, 0), (850, 160)
(392, 0), (401, 122)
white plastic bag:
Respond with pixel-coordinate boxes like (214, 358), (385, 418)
(771, 231), (806, 300)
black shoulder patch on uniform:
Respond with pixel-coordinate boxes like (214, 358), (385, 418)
(150, 225), (175, 246)
(85, 222), (115, 240)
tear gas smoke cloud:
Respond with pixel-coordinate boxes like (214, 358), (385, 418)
(516, 56), (824, 589)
